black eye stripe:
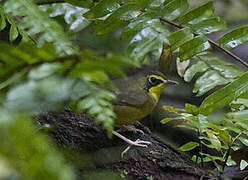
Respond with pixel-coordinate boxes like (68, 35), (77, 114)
(149, 77), (163, 85)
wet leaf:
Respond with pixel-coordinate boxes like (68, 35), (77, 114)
(160, 0), (189, 21)
(168, 27), (194, 51)
(9, 24), (19, 42)
(127, 27), (165, 61)
(191, 17), (226, 34)
(179, 36), (211, 61)
(199, 72), (248, 115)
(178, 1), (214, 25)
(193, 70), (231, 96)
(121, 13), (159, 39)
(84, 0), (120, 19)
(0, 11), (6, 30)
(184, 61), (209, 82)
(95, 3), (141, 35)
(240, 160), (248, 171)
(218, 25), (248, 50)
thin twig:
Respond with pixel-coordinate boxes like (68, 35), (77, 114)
(160, 18), (248, 69)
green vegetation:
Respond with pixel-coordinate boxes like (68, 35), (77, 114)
(1, 0), (248, 178)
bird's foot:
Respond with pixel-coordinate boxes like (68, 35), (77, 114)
(112, 131), (151, 158)
(121, 139), (151, 158)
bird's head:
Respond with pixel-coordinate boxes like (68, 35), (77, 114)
(145, 71), (178, 101)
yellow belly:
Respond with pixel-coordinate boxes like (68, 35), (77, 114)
(113, 97), (157, 127)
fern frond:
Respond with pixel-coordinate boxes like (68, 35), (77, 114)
(4, 0), (77, 55)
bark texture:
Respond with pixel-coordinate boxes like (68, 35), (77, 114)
(37, 108), (218, 180)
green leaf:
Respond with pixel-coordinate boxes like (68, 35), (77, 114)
(84, 0), (120, 19)
(227, 110), (248, 121)
(193, 70), (231, 96)
(95, 3), (141, 35)
(185, 103), (199, 115)
(135, 0), (152, 8)
(160, 118), (174, 124)
(231, 98), (248, 108)
(178, 1), (214, 24)
(240, 160), (248, 171)
(121, 12), (159, 39)
(205, 130), (222, 150)
(218, 25), (248, 50)
(238, 137), (248, 146)
(179, 36), (211, 61)
(183, 61), (209, 82)
(65, 0), (93, 8)
(126, 20), (170, 62)
(178, 141), (199, 151)
(163, 105), (181, 113)
(199, 72), (248, 115)
(0, 11), (6, 30)
(168, 27), (194, 51)
(9, 24), (19, 42)
(160, 0), (189, 21)
(42, 3), (91, 32)
(191, 17), (226, 35)
(5, 0), (77, 55)
(76, 85), (116, 137)
(127, 27), (163, 62)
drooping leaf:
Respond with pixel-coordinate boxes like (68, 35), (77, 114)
(185, 103), (199, 115)
(84, 0), (120, 19)
(238, 137), (248, 146)
(65, 0), (93, 8)
(121, 12), (159, 39)
(218, 25), (248, 50)
(190, 17), (226, 35)
(95, 3), (141, 35)
(240, 160), (248, 171)
(160, 0), (189, 21)
(179, 36), (211, 61)
(178, 141), (199, 151)
(183, 61), (209, 82)
(200, 72), (248, 115)
(9, 24), (19, 42)
(0, 10), (6, 30)
(5, 0), (77, 55)
(178, 1), (214, 25)
(41, 3), (91, 32)
(127, 27), (162, 62)
(193, 70), (231, 96)
(168, 27), (194, 51)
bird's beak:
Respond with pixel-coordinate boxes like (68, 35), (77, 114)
(163, 79), (178, 85)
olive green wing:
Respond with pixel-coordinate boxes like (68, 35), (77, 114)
(112, 90), (149, 107)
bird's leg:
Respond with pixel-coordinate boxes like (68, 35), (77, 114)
(113, 130), (151, 157)
(118, 125), (144, 134)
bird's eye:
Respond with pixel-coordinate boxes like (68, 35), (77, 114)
(149, 77), (157, 83)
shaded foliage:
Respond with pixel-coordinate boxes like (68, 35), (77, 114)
(0, 0), (248, 178)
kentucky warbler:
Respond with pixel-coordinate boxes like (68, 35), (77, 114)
(112, 71), (178, 155)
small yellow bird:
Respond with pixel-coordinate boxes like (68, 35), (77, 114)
(112, 71), (178, 155)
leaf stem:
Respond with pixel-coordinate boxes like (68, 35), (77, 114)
(160, 18), (248, 69)
(222, 145), (231, 171)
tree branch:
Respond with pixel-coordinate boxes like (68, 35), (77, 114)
(37, 108), (218, 179)
(160, 18), (248, 69)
